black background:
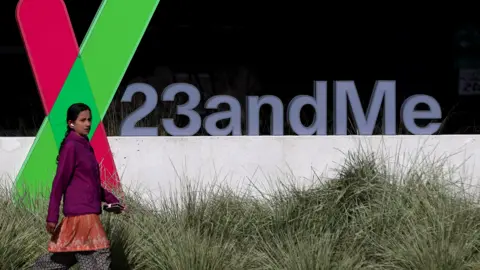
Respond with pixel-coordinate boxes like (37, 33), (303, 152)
(0, 1), (479, 135)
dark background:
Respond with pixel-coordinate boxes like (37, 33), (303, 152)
(1, 1), (479, 135)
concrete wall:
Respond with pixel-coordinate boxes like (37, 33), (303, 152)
(1, 136), (480, 199)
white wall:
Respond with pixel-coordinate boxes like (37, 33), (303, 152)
(1, 136), (480, 199)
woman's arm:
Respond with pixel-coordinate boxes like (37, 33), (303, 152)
(101, 187), (120, 204)
(46, 142), (76, 224)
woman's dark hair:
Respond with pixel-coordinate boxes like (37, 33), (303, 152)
(56, 103), (91, 164)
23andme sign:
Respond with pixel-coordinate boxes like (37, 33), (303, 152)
(120, 80), (442, 136)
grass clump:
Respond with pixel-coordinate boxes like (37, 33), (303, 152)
(1, 149), (480, 269)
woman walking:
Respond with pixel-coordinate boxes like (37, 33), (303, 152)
(32, 103), (123, 270)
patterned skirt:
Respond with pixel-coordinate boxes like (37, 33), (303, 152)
(48, 214), (110, 253)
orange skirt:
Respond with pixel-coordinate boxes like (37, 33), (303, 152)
(48, 214), (110, 253)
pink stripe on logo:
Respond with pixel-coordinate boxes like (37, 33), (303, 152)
(16, 0), (78, 113)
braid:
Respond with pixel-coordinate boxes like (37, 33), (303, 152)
(56, 128), (73, 164)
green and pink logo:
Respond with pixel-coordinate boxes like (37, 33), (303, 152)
(15, 0), (159, 198)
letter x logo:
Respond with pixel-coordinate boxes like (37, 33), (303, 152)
(15, 0), (159, 199)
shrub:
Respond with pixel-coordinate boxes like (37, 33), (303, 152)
(1, 149), (480, 269)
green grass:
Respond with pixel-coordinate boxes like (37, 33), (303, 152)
(2, 150), (480, 269)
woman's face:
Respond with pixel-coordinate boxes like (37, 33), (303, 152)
(70, 110), (92, 136)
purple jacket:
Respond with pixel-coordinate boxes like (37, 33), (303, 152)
(46, 132), (119, 224)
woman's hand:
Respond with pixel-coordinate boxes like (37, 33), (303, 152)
(46, 222), (56, 234)
(103, 203), (125, 214)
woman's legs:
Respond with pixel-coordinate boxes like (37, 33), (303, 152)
(31, 248), (111, 270)
(31, 252), (76, 270)
(74, 248), (111, 270)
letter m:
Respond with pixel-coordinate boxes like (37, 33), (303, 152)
(333, 80), (396, 135)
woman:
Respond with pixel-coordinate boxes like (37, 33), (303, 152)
(32, 103), (124, 270)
